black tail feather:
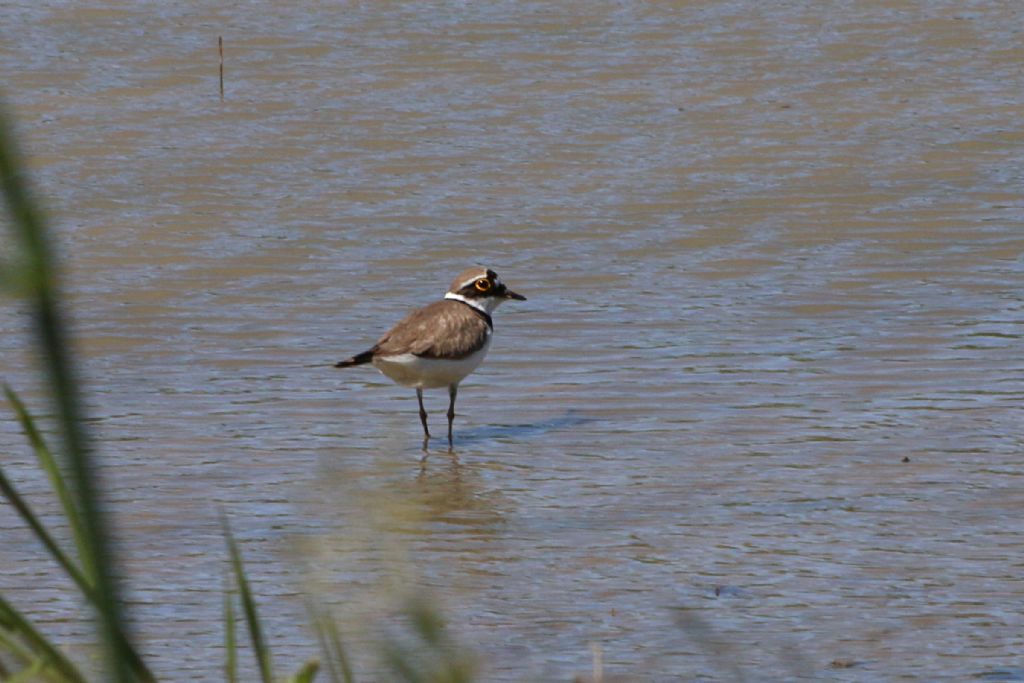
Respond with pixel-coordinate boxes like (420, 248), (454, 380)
(334, 349), (374, 368)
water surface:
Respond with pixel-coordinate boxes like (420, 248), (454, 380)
(1, 2), (1023, 681)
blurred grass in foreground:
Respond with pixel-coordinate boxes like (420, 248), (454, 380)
(0, 97), (475, 682)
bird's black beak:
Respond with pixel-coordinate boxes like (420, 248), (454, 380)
(503, 289), (526, 301)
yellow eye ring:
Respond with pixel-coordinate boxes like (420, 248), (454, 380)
(474, 278), (492, 292)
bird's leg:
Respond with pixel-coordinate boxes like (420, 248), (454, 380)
(416, 388), (430, 446)
(447, 384), (458, 450)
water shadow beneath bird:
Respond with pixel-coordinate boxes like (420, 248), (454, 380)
(452, 409), (595, 446)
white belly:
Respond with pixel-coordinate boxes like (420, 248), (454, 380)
(372, 339), (491, 389)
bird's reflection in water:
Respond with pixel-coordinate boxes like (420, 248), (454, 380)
(408, 410), (591, 522)
(410, 449), (501, 523)
(418, 447), (462, 481)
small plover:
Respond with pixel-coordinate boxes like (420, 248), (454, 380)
(335, 267), (525, 448)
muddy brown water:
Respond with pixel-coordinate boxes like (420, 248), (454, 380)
(2, 2), (1023, 681)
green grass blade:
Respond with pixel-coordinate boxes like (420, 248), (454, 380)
(0, 464), (90, 595)
(0, 100), (145, 683)
(5, 660), (46, 683)
(406, 597), (445, 647)
(0, 628), (40, 679)
(4, 659), (42, 683)
(0, 464), (143, 682)
(0, 595), (87, 683)
(3, 385), (92, 581)
(287, 659), (320, 683)
(379, 642), (427, 683)
(0, 462), (156, 682)
(224, 572), (238, 683)
(380, 597), (476, 683)
(222, 515), (274, 683)
(310, 608), (354, 683)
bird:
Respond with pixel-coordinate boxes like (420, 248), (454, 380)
(334, 266), (526, 448)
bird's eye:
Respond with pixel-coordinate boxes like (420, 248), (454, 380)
(474, 279), (492, 292)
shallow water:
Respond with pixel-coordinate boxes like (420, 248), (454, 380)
(2, 2), (1023, 681)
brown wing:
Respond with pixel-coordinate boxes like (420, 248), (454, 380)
(373, 300), (490, 360)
